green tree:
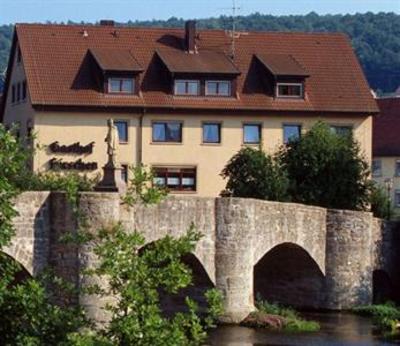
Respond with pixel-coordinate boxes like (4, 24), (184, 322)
(221, 146), (289, 201)
(370, 182), (392, 219)
(278, 121), (371, 210)
(79, 223), (223, 346)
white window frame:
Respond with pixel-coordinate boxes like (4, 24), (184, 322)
(108, 77), (135, 94)
(205, 80), (231, 97)
(372, 159), (382, 178)
(276, 82), (303, 98)
(174, 80), (200, 96)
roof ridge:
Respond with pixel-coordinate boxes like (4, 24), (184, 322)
(15, 23), (349, 37)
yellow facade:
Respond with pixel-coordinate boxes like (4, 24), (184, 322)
(3, 42), (374, 197)
(372, 156), (400, 218)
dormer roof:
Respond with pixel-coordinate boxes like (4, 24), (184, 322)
(90, 48), (143, 73)
(255, 54), (309, 78)
(156, 49), (240, 75)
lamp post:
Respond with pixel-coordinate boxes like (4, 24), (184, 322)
(384, 178), (393, 220)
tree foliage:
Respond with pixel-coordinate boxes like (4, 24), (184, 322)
(1, 12), (399, 93)
(78, 223), (223, 346)
(370, 182), (392, 219)
(277, 122), (371, 210)
(221, 146), (289, 201)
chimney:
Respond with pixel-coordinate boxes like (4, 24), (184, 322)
(185, 20), (197, 54)
(100, 20), (115, 26)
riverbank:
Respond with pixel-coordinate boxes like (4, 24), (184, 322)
(353, 303), (400, 339)
(208, 312), (399, 346)
(240, 300), (320, 332)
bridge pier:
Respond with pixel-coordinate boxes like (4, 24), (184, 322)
(324, 209), (374, 309)
(215, 198), (256, 323)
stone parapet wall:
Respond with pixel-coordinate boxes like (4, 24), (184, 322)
(6, 192), (400, 323)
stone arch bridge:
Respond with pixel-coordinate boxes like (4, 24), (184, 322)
(6, 192), (400, 323)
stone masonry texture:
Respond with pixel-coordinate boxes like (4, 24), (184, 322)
(6, 192), (400, 323)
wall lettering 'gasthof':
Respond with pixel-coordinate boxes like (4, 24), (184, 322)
(49, 158), (98, 171)
(49, 141), (95, 154)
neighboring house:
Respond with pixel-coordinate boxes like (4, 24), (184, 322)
(372, 97), (400, 217)
(0, 21), (378, 197)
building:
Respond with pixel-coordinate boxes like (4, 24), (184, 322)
(372, 97), (400, 217)
(1, 21), (378, 197)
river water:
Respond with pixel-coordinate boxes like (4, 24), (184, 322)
(207, 312), (400, 346)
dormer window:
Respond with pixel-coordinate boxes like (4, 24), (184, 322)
(206, 81), (231, 97)
(276, 83), (303, 98)
(174, 80), (200, 96)
(108, 77), (135, 94)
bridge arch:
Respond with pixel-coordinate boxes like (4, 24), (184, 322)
(139, 242), (215, 315)
(2, 245), (33, 276)
(254, 242), (325, 309)
(372, 269), (398, 304)
(0, 252), (32, 283)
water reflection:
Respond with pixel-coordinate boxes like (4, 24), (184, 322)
(207, 312), (400, 346)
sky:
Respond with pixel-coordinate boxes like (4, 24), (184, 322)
(0, 0), (399, 24)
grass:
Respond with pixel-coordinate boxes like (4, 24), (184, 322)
(353, 302), (400, 338)
(255, 297), (320, 332)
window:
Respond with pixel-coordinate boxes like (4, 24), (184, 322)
(11, 85), (16, 103)
(22, 80), (27, 100)
(372, 159), (382, 178)
(121, 165), (128, 183)
(152, 122), (182, 143)
(16, 83), (21, 102)
(396, 161), (400, 177)
(153, 167), (196, 192)
(243, 124), (261, 144)
(330, 125), (352, 137)
(206, 81), (231, 96)
(115, 120), (128, 143)
(276, 83), (303, 98)
(283, 124), (301, 144)
(203, 123), (221, 143)
(174, 80), (199, 96)
(395, 190), (400, 208)
(108, 78), (134, 93)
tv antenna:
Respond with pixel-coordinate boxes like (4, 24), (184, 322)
(219, 0), (241, 59)
(230, 0), (240, 60)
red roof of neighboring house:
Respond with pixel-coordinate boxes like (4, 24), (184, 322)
(373, 97), (400, 157)
(2, 23), (378, 115)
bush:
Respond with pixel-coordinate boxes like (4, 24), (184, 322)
(278, 121), (371, 210)
(353, 302), (400, 336)
(255, 298), (320, 332)
(370, 183), (392, 219)
(221, 147), (289, 201)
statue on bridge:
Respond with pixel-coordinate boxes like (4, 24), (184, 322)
(95, 118), (126, 193)
(105, 118), (119, 167)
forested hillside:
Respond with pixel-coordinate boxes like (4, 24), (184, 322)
(0, 12), (399, 94)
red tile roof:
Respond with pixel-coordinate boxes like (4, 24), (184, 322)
(373, 97), (400, 157)
(5, 23), (378, 114)
(255, 54), (309, 77)
(90, 48), (143, 72)
(156, 49), (240, 75)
